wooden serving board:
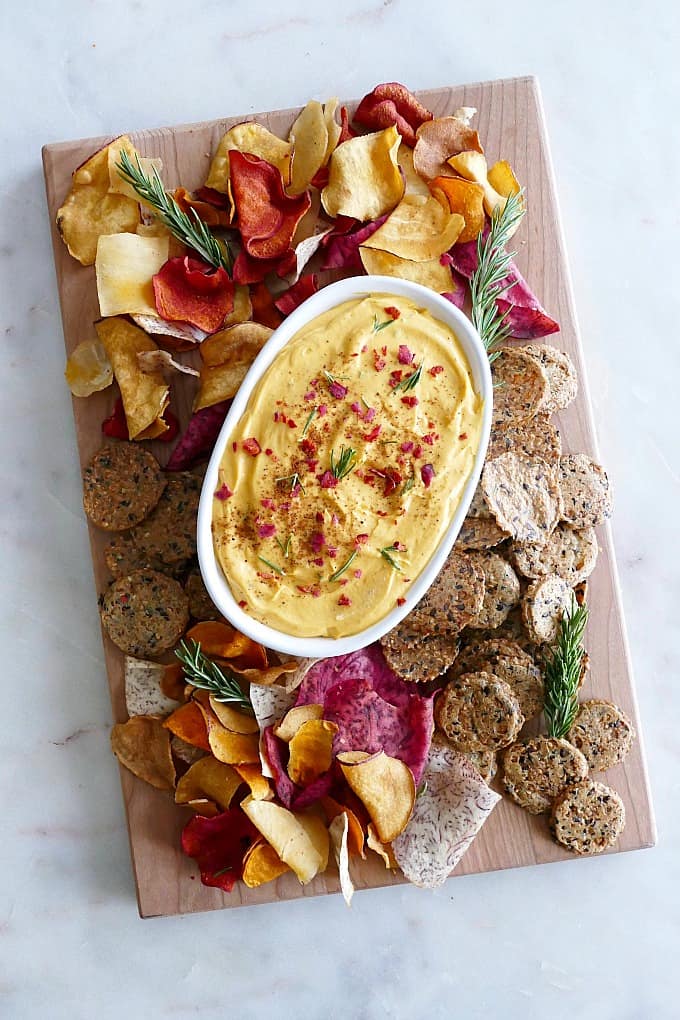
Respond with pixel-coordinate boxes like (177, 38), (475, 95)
(43, 76), (656, 918)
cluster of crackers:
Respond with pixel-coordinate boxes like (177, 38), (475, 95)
(380, 342), (634, 855)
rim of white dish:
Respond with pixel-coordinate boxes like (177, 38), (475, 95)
(197, 276), (493, 658)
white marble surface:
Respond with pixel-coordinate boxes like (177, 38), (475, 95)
(1, 0), (678, 1016)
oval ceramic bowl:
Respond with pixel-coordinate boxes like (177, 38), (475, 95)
(197, 276), (492, 658)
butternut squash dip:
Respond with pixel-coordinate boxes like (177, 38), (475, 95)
(212, 294), (484, 638)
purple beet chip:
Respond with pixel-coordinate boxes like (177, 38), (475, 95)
(165, 401), (230, 471)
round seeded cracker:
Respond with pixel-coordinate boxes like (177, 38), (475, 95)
(83, 443), (166, 532)
(559, 454), (613, 528)
(511, 523), (598, 584)
(101, 569), (189, 658)
(491, 349), (549, 425)
(455, 639), (544, 720)
(501, 735), (588, 814)
(435, 671), (524, 751)
(487, 415), (562, 465)
(522, 344), (577, 413)
(550, 779), (625, 854)
(522, 574), (574, 645)
(127, 473), (201, 564)
(467, 551), (521, 629)
(406, 550), (485, 636)
(456, 515), (509, 551)
(380, 626), (460, 684)
(481, 452), (561, 545)
(567, 699), (635, 772)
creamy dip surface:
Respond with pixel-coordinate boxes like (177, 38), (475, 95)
(212, 294), (484, 638)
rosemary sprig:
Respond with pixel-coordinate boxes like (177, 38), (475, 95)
(275, 534), (293, 558)
(469, 189), (526, 364)
(392, 362), (423, 394)
(543, 597), (589, 738)
(330, 445), (357, 480)
(329, 550), (358, 582)
(400, 472), (415, 496)
(175, 639), (254, 713)
(372, 314), (396, 333)
(380, 544), (404, 571)
(300, 408), (317, 438)
(275, 471), (305, 493)
(115, 150), (233, 273)
(258, 555), (286, 576)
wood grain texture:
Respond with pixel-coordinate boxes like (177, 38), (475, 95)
(42, 76), (656, 918)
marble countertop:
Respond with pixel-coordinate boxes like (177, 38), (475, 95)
(1, 0), (678, 1017)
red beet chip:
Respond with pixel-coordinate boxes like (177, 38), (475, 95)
(153, 256), (235, 334)
(101, 397), (129, 439)
(274, 274), (318, 316)
(320, 214), (388, 271)
(181, 809), (260, 892)
(165, 401), (230, 471)
(229, 151), (310, 260)
(250, 281), (284, 329)
(354, 82), (433, 147)
(232, 248), (296, 285)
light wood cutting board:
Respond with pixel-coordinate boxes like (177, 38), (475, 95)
(42, 76), (656, 918)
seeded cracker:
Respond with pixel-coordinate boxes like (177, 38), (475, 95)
(559, 454), (613, 528)
(467, 551), (520, 629)
(487, 415), (562, 465)
(550, 779), (625, 854)
(454, 639), (544, 720)
(452, 637), (521, 674)
(522, 344), (577, 413)
(567, 699), (635, 772)
(501, 735), (588, 814)
(481, 452), (561, 545)
(185, 571), (219, 621)
(491, 349), (549, 425)
(104, 534), (190, 579)
(126, 473), (201, 563)
(522, 574), (573, 645)
(380, 626), (461, 683)
(468, 483), (492, 518)
(435, 671), (524, 751)
(404, 549), (485, 636)
(101, 569), (189, 658)
(82, 442), (166, 531)
(511, 523), (598, 584)
(456, 515), (509, 551)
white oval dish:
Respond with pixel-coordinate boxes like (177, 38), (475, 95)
(197, 276), (492, 659)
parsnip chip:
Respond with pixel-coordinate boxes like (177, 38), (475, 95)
(56, 141), (140, 266)
(329, 812), (354, 906)
(448, 151), (523, 223)
(208, 697), (260, 735)
(288, 100), (329, 194)
(359, 247), (454, 293)
(110, 715), (175, 790)
(242, 838), (290, 887)
(234, 763), (273, 800)
(202, 709), (261, 765)
(366, 822), (398, 869)
(297, 812), (330, 873)
(241, 796), (327, 884)
(64, 338), (113, 397)
(130, 314), (206, 345)
(322, 98), (342, 164)
(95, 232), (169, 317)
(429, 176), (485, 244)
(206, 122), (292, 192)
(175, 756), (243, 811)
(107, 136), (163, 199)
(413, 116), (484, 181)
(338, 750), (415, 843)
(124, 656), (181, 718)
(398, 143), (430, 196)
(287, 719), (338, 787)
(136, 349), (199, 378)
(95, 317), (170, 440)
(360, 194), (464, 261)
(274, 704), (324, 742)
(321, 126), (404, 221)
(194, 322), (273, 411)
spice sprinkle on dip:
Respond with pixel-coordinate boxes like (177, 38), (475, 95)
(212, 294), (484, 638)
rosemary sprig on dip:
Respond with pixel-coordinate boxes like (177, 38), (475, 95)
(276, 471), (305, 493)
(372, 313), (396, 333)
(469, 189), (526, 364)
(380, 544), (405, 571)
(258, 555), (286, 576)
(116, 150), (233, 273)
(392, 362), (423, 394)
(330, 445), (357, 481)
(329, 550), (358, 582)
(175, 639), (254, 714)
(300, 408), (317, 438)
(275, 534), (293, 558)
(543, 597), (589, 738)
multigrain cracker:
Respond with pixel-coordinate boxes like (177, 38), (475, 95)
(104, 534), (190, 579)
(126, 473), (201, 564)
(100, 569), (189, 657)
(380, 626), (460, 683)
(550, 779), (625, 854)
(456, 515), (509, 551)
(491, 349), (549, 424)
(487, 415), (562, 465)
(468, 484), (492, 518)
(467, 551), (520, 629)
(558, 454), (613, 528)
(511, 524), (598, 584)
(83, 443), (166, 531)
(522, 574), (573, 645)
(501, 736), (588, 814)
(185, 571), (219, 621)
(434, 671), (524, 751)
(452, 637), (521, 675)
(481, 452), (561, 545)
(522, 344), (577, 413)
(468, 642), (544, 720)
(406, 550), (485, 636)
(567, 699), (635, 772)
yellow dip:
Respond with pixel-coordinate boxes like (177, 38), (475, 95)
(212, 294), (483, 638)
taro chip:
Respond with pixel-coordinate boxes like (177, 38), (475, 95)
(284, 228), (333, 284)
(110, 715), (176, 790)
(321, 796), (366, 858)
(242, 838), (290, 887)
(205, 122), (292, 192)
(107, 136), (163, 199)
(165, 400), (230, 471)
(229, 151), (311, 260)
(249, 682), (297, 778)
(163, 701), (211, 752)
(124, 656), (181, 718)
(95, 316), (170, 440)
(288, 100), (329, 194)
(181, 808), (260, 892)
(413, 116), (484, 181)
(95, 233), (170, 317)
(274, 274), (318, 316)
(354, 82), (433, 148)
(366, 822), (398, 869)
(175, 756), (243, 811)
(274, 704), (324, 742)
(240, 795), (328, 884)
(359, 247), (454, 293)
(329, 812), (354, 906)
(233, 763), (273, 800)
(321, 126), (404, 221)
(338, 750), (415, 843)
(392, 736), (501, 889)
(360, 194), (464, 261)
(153, 256), (235, 334)
(64, 337), (113, 397)
(130, 314), (206, 347)
(287, 719), (338, 787)
(429, 176), (485, 244)
(56, 140), (140, 265)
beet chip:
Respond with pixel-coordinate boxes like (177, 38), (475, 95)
(181, 809), (260, 892)
(232, 248), (296, 285)
(153, 256), (235, 334)
(263, 727), (334, 809)
(274, 274), (318, 316)
(320, 215), (388, 271)
(354, 82), (433, 148)
(165, 400), (230, 471)
(229, 151), (311, 260)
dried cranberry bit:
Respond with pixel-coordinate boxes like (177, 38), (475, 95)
(429, 365), (444, 377)
(384, 306), (401, 320)
(355, 533), (369, 546)
(459, 432), (468, 440)
(232, 441), (238, 452)
(328, 380), (348, 399)
(238, 600), (247, 609)
(401, 440), (414, 453)
(421, 463), (436, 488)
(397, 344), (414, 364)
(258, 523), (277, 538)
(401, 396), (418, 407)
(287, 419), (297, 429)
(338, 594), (352, 606)
(242, 438), (261, 456)
(397, 597), (406, 607)
(362, 424), (382, 442)
(318, 404), (328, 416)
(264, 448), (273, 457)
(318, 470), (338, 489)
(310, 532), (325, 552)
(353, 569), (363, 579)
(214, 483), (233, 501)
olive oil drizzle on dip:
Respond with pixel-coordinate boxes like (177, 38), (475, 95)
(212, 294), (484, 638)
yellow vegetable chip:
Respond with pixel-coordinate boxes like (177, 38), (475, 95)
(175, 756), (243, 811)
(233, 763), (273, 801)
(366, 822), (398, 869)
(398, 143), (430, 196)
(322, 98), (342, 165)
(241, 796), (328, 884)
(359, 247), (454, 293)
(487, 159), (521, 200)
(273, 704), (324, 742)
(321, 126), (404, 221)
(448, 151), (523, 224)
(360, 194), (464, 261)
(110, 715), (175, 791)
(194, 322), (273, 412)
(242, 839), (290, 887)
(95, 232), (169, 317)
(206, 122), (292, 192)
(107, 136), (163, 200)
(338, 750), (415, 843)
(287, 719), (338, 787)
(288, 100), (329, 195)
(413, 116), (484, 181)
(429, 176), (486, 244)
(95, 317), (170, 440)
(64, 338), (113, 398)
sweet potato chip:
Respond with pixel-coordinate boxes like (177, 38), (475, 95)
(359, 247), (454, 293)
(186, 620), (254, 660)
(202, 707), (260, 765)
(181, 808), (260, 891)
(321, 126), (404, 221)
(95, 317), (170, 440)
(321, 796), (366, 858)
(111, 715), (175, 790)
(366, 822), (398, 869)
(429, 176), (485, 244)
(274, 704), (324, 742)
(107, 136), (163, 200)
(206, 122), (292, 192)
(274, 274), (318, 316)
(329, 812), (354, 906)
(354, 82), (433, 148)
(175, 756), (243, 811)
(241, 796), (327, 884)
(208, 697), (260, 735)
(162, 662), (187, 702)
(287, 719), (337, 787)
(125, 656), (180, 718)
(173, 186), (230, 228)
(250, 281), (284, 329)
(234, 763), (273, 800)
(153, 256), (235, 334)
(166, 401), (230, 472)
(242, 838), (290, 887)
(163, 701), (211, 752)
(230, 151), (311, 260)
(230, 661), (299, 685)
(64, 337), (113, 398)
(448, 151), (522, 221)
(487, 159), (521, 200)
(338, 750), (415, 843)
(288, 100), (329, 195)
(413, 116), (484, 181)
(360, 194), (464, 261)
(95, 232), (169, 317)
(56, 141), (140, 265)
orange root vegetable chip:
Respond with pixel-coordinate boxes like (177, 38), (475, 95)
(153, 256), (235, 334)
(448, 151), (523, 223)
(163, 702), (211, 752)
(95, 232), (170, 317)
(229, 151), (311, 260)
(321, 796), (366, 858)
(329, 812), (354, 906)
(366, 822), (398, 869)
(95, 317), (170, 440)
(173, 186), (230, 228)
(287, 719), (338, 787)
(250, 282), (284, 329)
(288, 100), (329, 195)
(233, 248), (296, 285)
(186, 620), (254, 660)
(274, 274), (318, 316)
(429, 176), (486, 244)
(359, 247), (454, 293)
(413, 116), (484, 181)
(234, 763), (273, 800)
(194, 322), (273, 411)
(162, 662), (187, 702)
(487, 159), (521, 200)
(65, 337), (113, 397)
(398, 144), (430, 197)
(338, 750), (415, 843)
(175, 756), (244, 811)
(56, 141), (140, 265)
(202, 707), (261, 765)
(242, 838), (290, 887)
(224, 284), (252, 326)
(361, 194), (464, 261)
(206, 122), (292, 193)
(240, 796), (328, 884)
(110, 715), (176, 790)
(274, 704), (324, 742)
(230, 661), (299, 687)
(322, 126), (404, 221)
(208, 697), (260, 735)
(354, 82), (433, 148)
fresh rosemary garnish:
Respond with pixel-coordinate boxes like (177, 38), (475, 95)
(330, 445), (357, 480)
(469, 189), (526, 364)
(175, 639), (254, 713)
(372, 314), (396, 333)
(543, 597), (589, 738)
(115, 150), (233, 273)
(329, 550), (358, 582)
(392, 363), (423, 394)
(300, 408), (317, 438)
(400, 472), (415, 496)
(275, 471), (305, 493)
(257, 555), (286, 576)
(380, 544), (404, 571)
(275, 534), (293, 558)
